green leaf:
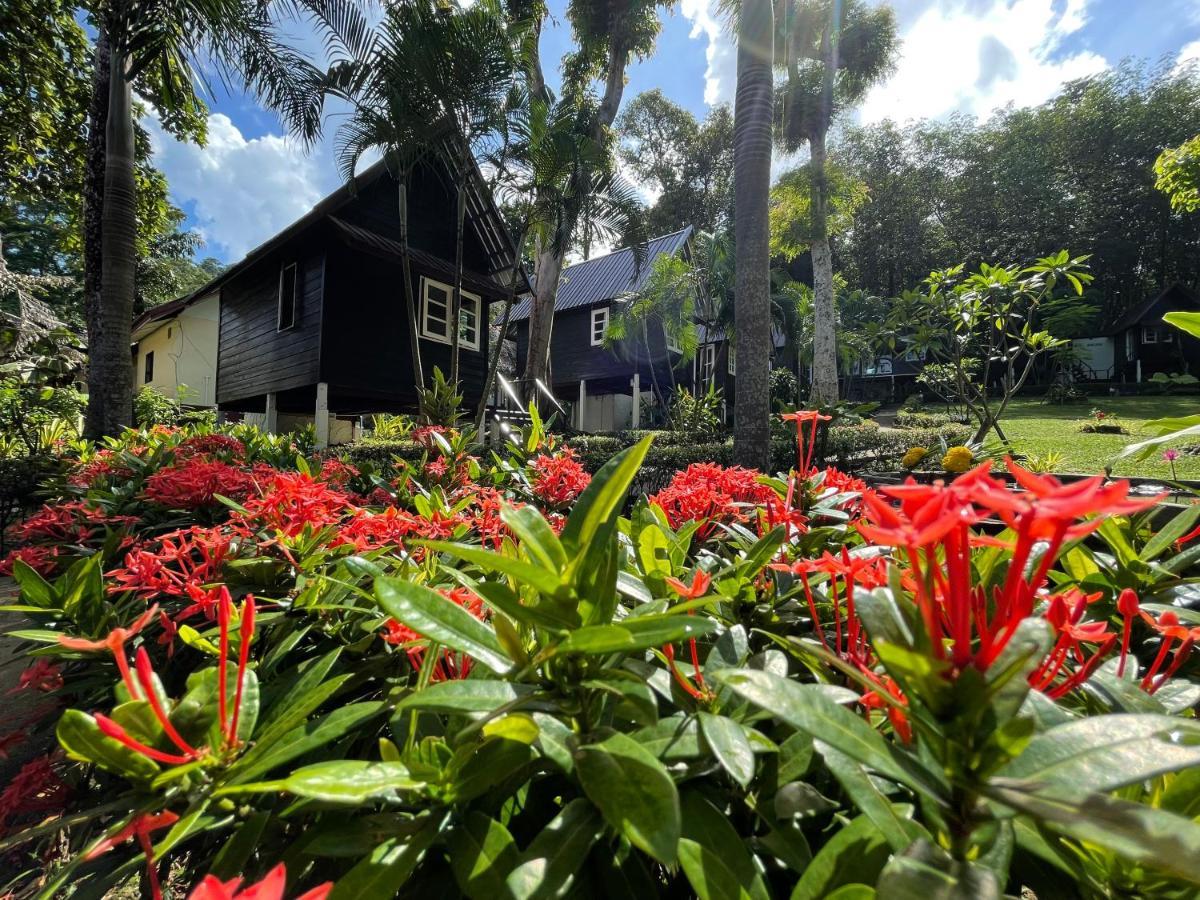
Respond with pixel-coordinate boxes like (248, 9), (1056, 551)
(556, 615), (716, 656)
(560, 436), (654, 555)
(395, 680), (536, 714)
(219, 760), (423, 803)
(376, 576), (511, 675)
(1140, 504), (1200, 561)
(678, 791), (770, 900)
(423, 541), (562, 597)
(501, 504), (566, 572)
(791, 813), (904, 900)
(12, 559), (54, 609)
(986, 785), (1200, 885)
(699, 712), (755, 788)
(445, 737), (535, 804)
(875, 840), (1000, 900)
(448, 812), (519, 900)
(713, 669), (933, 796)
(994, 714), (1200, 794)
(506, 799), (604, 900)
(230, 702), (386, 783)
(329, 813), (446, 899)
(1163, 311), (1200, 339)
(56, 709), (159, 782)
(819, 745), (926, 852)
(575, 731), (681, 865)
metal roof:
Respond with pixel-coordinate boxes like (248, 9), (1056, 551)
(509, 226), (693, 321)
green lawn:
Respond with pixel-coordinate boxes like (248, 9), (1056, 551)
(991, 397), (1200, 479)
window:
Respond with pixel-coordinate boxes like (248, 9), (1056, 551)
(698, 343), (716, 388)
(1125, 329), (1135, 359)
(278, 263), (299, 330)
(1142, 326), (1158, 345)
(727, 344), (736, 375)
(167, 326), (172, 340)
(144, 351), (154, 384)
(665, 326), (682, 354)
(903, 347), (920, 363)
(420, 278), (480, 351)
(591, 307), (609, 346)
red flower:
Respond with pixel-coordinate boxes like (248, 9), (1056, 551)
(0, 545), (59, 576)
(188, 863), (332, 900)
(1136, 609), (1200, 694)
(650, 463), (775, 536)
(8, 658), (62, 694)
(144, 459), (255, 509)
(58, 605), (159, 699)
(69, 449), (134, 487)
(665, 570), (711, 600)
(318, 457), (359, 486)
(529, 448), (591, 510)
(236, 471), (353, 537)
(781, 410), (832, 475)
(176, 433), (246, 460)
(110, 526), (236, 599)
(84, 810), (179, 900)
(334, 507), (461, 553)
(0, 753), (69, 836)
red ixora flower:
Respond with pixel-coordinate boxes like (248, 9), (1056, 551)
(188, 863), (332, 900)
(143, 458), (255, 509)
(0, 753), (69, 836)
(661, 570), (714, 700)
(781, 410), (832, 476)
(650, 463), (775, 537)
(236, 471), (353, 537)
(109, 525), (236, 599)
(8, 658), (62, 694)
(856, 459), (1160, 688)
(0, 544), (59, 576)
(84, 810), (179, 900)
(176, 433), (246, 460)
(382, 587), (485, 681)
(529, 447), (591, 510)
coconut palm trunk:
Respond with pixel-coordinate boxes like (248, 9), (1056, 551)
(476, 222), (529, 434)
(397, 175), (426, 415)
(86, 52), (137, 438)
(732, 0), (774, 471)
(524, 239), (563, 399)
(809, 126), (839, 404)
(82, 28), (109, 403)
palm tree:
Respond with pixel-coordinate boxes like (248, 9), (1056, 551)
(474, 93), (646, 431)
(318, 0), (524, 404)
(731, 0), (775, 470)
(83, 0), (327, 438)
(775, 0), (898, 405)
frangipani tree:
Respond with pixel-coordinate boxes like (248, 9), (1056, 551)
(890, 251), (1091, 444)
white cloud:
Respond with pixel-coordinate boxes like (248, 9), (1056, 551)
(144, 111), (337, 260)
(1177, 39), (1200, 73)
(681, 0), (736, 106)
(858, 0), (1108, 124)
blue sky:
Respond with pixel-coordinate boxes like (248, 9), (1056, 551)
(145, 0), (1200, 263)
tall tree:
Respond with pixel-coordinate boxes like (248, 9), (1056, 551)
(730, 0), (774, 470)
(775, 0), (897, 404)
(521, 0), (673, 400)
(82, 0), (326, 437)
(617, 89), (735, 233)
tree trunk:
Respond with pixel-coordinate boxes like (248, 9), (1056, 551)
(82, 29), (109, 437)
(525, 38), (629, 403)
(449, 156), (467, 386)
(809, 128), (839, 405)
(475, 223), (529, 434)
(732, 0), (773, 471)
(397, 176), (426, 417)
(524, 239), (563, 400)
(87, 50), (136, 438)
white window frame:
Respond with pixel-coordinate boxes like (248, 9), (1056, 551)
(1125, 329), (1135, 358)
(665, 325), (681, 354)
(591, 306), (609, 346)
(420, 277), (480, 351)
(727, 344), (736, 375)
(277, 262), (299, 331)
(1142, 325), (1158, 345)
(903, 347), (920, 363)
(698, 343), (716, 388)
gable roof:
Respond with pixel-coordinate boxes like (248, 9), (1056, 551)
(132, 289), (217, 342)
(144, 153), (526, 323)
(509, 226), (693, 321)
(1108, 282), (1200, 334)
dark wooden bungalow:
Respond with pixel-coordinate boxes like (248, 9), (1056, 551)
(1108, 283), (1200, 383)
(843, 344), (926, 402)
(509, 227), (694, 431)
(190, 156), (523, 446)
(693, 324), (790, 423)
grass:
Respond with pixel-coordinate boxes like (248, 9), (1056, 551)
(982, 396), (1200, 479)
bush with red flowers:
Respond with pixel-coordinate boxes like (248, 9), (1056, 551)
(0, 413), (1198, 899)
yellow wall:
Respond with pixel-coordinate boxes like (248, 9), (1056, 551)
(134, 293), (219, 406)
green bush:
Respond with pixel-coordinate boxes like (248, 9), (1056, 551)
(824, 422), (972, 472)
(342, 438), (431, 467)
(895, 409), (970, 429)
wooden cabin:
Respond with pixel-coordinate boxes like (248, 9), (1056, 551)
(131, 291), (220, 407)
(194, 156), (522, 446)
(509, 227), (694, 431)
(1108, 283), (1200, 384)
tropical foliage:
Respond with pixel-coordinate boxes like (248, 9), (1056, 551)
(0, 414), (1198, 897)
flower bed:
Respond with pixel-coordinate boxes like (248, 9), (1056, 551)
(0, 418), (1199, 897)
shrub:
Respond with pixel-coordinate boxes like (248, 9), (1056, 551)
(665, 385), (724, 440)
(894, 409), (970, 429)
(770, 367), (799, 410)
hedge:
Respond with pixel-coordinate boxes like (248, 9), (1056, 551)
(894, 410), (971, 429)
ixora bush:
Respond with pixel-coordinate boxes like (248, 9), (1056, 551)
(1, 414), (1200, 898)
